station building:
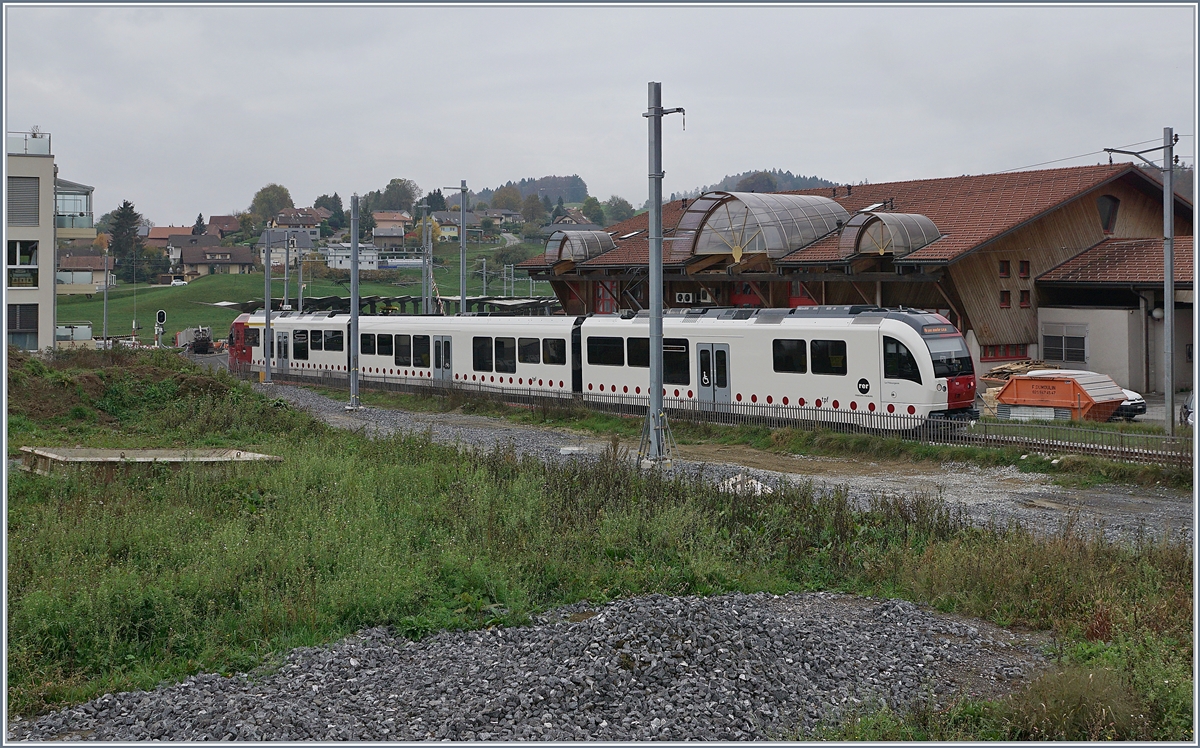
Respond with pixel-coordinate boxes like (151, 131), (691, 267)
(519, 164), (1193, 393)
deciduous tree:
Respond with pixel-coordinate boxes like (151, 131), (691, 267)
(250, 183), (294, 223)
(735, 171), (778, 193)
(603, 195), (635, 225)
(581, 196), (605, 225)
(491, 185), (522, 211)
(522, 194), (546, 223)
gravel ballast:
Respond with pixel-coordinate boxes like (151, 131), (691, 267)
(6, 592), (1045, 741)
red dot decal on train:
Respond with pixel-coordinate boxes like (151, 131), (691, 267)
(558, 381), (564, 388)
(490, 376), (495, 382)
(766, 395), (772, 404)
(736, 393), (742, 402)
(908, 405), (916, 415)
(518, 378), (523, 385)
(588, 383), (593, 390)
(887, 404), (895, 413)
(782, 397), (789, 405)
(623, 385), (628, 393)
(750, 394), (757, 403)
(599, 384), (604, 391)
(868, 402), (876, 412)
(798, 398), (805, 406)
(509, 377), (514, 384)
(540, 379), (545, 386)
(832, 400), (839, 409)
(674, 389), (680, 397)
(850, 401), (858, 410)
(635, 386), (641, 394)
(687, 390), (693, 398)
(815, 399), (822, 408)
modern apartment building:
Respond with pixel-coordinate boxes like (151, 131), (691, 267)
(7, 130), (57, 351)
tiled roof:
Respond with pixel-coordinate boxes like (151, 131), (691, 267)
(180, 246), (255, 265)
(147, 226), (189, 240)
(780, 164), (1173, 264)
(373, 211), (412, 222)
(58, 256), (111, 271)
(167, 234), (220, 248)
(1038, 236), (1194, 285)
(207, 215), (240, 233)
(582, 203), (691, 267)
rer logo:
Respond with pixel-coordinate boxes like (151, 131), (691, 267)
(857, 378), (870, 395)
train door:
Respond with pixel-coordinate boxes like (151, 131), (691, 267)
(881, 334), (924, 417)
(276, 331), (289, 376)
(696, 343), (731, 407)
(432, 335), (452, 382)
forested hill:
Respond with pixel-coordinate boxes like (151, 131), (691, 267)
(475, 175), (589, 205)
(670, 169), (837, 200)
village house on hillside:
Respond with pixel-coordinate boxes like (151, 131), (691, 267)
(206, 215), (241, 238)
(519, 164), (1193, 393)
(180, 245), (256, 279)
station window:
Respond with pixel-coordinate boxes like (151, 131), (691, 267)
(543, 338), (567, 365)
(6, 240), (38, 289)
(998, 260), (1010, 278)
(1043, 324), (1086, 363)
(980, 344), (1029, 362)
(394, 334), (411, 366)
(1018, 260), (1030, 278)
(377, 334), (394, 357)
(1019, 290), (1031, 308)
(1000, 290), (1011, 308)
(293, 330), (308, 360)
(361, 333), (376, 356)
(587, 336), (624, 366)
(811, 339), (847, 375)
(473, 336), (493, 372)
(518, 337), (540, 364)
(310, 330), (323, 351)
(772, 339), (807, 373)
(495, 337), (517, 374)
(324, 330), (344, 352)
(1096, 195), (1120, 233)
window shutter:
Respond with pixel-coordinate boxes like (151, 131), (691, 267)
(7, 177), (40, 227)
(7, 303), (38, 332)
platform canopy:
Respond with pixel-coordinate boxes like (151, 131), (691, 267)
(678, 191), (851, 261)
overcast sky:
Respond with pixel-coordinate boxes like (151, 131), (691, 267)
(5, 4), (1196, 227)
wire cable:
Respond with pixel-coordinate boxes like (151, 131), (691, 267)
(994, 137), (1167, 174)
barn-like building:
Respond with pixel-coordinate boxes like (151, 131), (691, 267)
(519, 164), (1193, 393)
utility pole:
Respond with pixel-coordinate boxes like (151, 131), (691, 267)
(297, 250), (304, 314)
(639, 81), (684, 466)
(349, 194), (361, 409)
(452, 180), (467, 314)
(263, 229), (272, 384)
(283, 234), (291, 310)
(102, 248), (109, 346)
(1104, 128), (1178, 434)
(418, 202), (431, 314)
(482, 258), (487, 297)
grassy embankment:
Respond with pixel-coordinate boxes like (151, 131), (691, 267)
(317, 386), (1194, 490)
(6, 349), (1193, 739)
(55, 240), (544, 342)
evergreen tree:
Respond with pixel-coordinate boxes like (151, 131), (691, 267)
(315, 192), (346, 230)
(109, 200), (144, 262)
(423, 189), (447, 212)
(541, 195), (553, 213)
(192, 213), (206, 235)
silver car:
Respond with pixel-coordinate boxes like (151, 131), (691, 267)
(1181, 391), (1194, 427)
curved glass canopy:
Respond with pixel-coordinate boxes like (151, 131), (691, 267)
(544, 230), (617, 264)
(837, 212), (941, 259)
(685, 192), (850, 261)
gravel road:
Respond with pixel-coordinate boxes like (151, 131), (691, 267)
(6, 593), (1046, 741)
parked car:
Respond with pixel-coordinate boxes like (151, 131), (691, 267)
(1181, 391), (1194, 427)
(1111, 388), (1147, 422)
(170, 279), (188, 286)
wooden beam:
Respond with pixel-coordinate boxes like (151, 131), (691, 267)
(685, 253), (731, 275)
(849, 282), (874, 305)
(551, 260), (576, 276)
(748, 281), (771, 306)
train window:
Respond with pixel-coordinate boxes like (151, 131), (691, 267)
(413, 335), (431, 367)
(473, 336), (493, 372)
(927, 336), (975, 377)
(244, 328), (260, 348)
(883, 336), (921, 384)
(543, 338), (567, 365)
(310, 330), (323, 351)
(395, 334), (411, 366)
(627, 337), (649, 367)
(495, 337), (517, 373)
(811, 340), (847, 375)
(664, 338), (690, 385)
(587, 336), (624, 366)
(361, 333), (376, 356)
(293, 330), (309, 360)
(518, 337), (541, 364)
(715, 348), (728, 388)
(324, 330), (344, 352)
(377, 334), (394, 357)
(772, 339), (807, 373)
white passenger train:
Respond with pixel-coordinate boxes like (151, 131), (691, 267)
(229, 306), (978, 424)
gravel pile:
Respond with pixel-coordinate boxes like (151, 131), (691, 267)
(6, 592), (1044, 741)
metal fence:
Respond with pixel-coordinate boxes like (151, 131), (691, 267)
(235, 365), (1193, 468)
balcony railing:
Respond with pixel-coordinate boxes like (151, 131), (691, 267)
(7, 131), (51, 155)
(56, 213), (94, 229)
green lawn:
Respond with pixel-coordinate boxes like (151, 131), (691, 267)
(54, 241), (548, 343)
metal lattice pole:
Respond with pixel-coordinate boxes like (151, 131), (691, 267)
(349, 195), (360, 409)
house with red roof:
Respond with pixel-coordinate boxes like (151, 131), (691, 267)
(519, 164), (1192, 392)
